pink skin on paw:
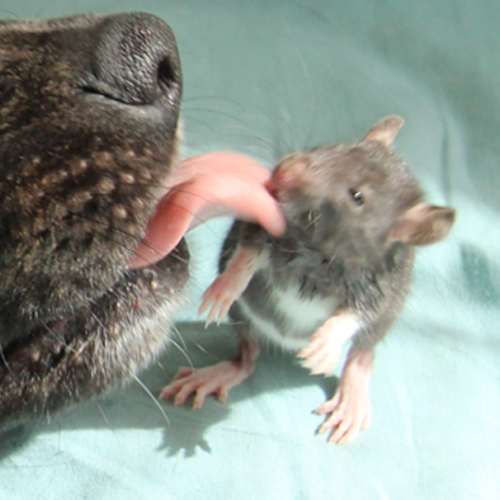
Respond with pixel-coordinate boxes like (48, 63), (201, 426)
(316, 348), (374, 444)
(198, 246), (262, 326)
(198, 274), (238, 326)
(160, 361), (250, 409)
(160, 338), (260, 409)
(297, 313), (361, 377)
(129, 152), (286, 269)
(298, 333), (343, 377)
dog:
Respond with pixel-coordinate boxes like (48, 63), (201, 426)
(0, 11), (194, 430)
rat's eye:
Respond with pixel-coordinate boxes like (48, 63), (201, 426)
(348, 189), (364, 206)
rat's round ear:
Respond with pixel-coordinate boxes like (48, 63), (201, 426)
(389, 203), (456, 246)
(268, 152), (311, 193)
(363, 116), (405, 147)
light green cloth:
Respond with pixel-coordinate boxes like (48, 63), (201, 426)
(0, 1), (498, 499)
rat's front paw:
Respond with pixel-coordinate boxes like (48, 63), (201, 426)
(315, 385), (372, 445)
(198, 246), (263, 326)
(297, 313), (361, 377)
(297, 333), (342, 377)
(198, 274), (240, 326)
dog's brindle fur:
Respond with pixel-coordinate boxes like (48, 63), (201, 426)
(0, 13), (186, 429)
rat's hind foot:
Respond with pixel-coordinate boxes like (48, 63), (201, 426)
(160, 337), (260, 409)
(160, 360), (253, 409)
(315, 348), (374, 444)
(316, 383), (372, 445)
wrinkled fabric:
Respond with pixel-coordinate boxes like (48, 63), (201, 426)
(0, 0), (498, 499)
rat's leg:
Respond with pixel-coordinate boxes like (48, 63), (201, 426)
(199, 245), (267, 325)
(316, 346), (374, 445)
(159, 337), (260, 409)
(296, 311), (361, 376)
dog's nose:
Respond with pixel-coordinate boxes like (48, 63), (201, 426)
(88, 12), (182, 107)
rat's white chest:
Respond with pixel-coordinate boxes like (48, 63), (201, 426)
(273, 285), (337, 331)
(239, 281), (338, 351)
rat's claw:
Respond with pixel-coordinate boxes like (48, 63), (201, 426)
(314, 350), (373, 444)
(159, 369), (190, 399)
(198, 294), (212, 316)
(310, 356), (339, 377)
(204, 302), (220, 327)
(316, 397), (360, 444)
(160, 358), (256, 410)
(171, 367), (193, 381)
(216, 386), (228, 403)
(217, 299), (233, 325)
(193, 389), (209, 410)
(198, 274), (239, 326)
(328, 420), (353, 444)
(297, 336), (326, 360)
(315, 395), (340, 415)
(297, 335), (340, 377)
(199, 245), (261, 325)
(173, 383), (197, 407)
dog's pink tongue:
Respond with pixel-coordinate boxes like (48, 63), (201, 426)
(129, 152), (286, 269)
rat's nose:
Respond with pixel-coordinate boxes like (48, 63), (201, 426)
(88, 12), (182, 107)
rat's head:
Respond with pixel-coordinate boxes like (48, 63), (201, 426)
(269, 116), (455, 264)
(0, 13), (182, 327)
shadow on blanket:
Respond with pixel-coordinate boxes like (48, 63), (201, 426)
(0, 322), (336, 459)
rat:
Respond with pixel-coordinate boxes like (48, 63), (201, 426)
(0, 13), (284, 431)
(160, 116), (456, 444)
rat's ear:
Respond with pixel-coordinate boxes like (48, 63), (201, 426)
(268, 152), (311, 192)
(389, 203), (456, 246)
(364, 116), (404, 146)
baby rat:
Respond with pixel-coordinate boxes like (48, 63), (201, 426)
(161, 116), (456, 444)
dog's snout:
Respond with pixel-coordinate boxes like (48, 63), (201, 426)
(0, 10), (184, 332)
(0, 11), (187, 427)
(88, 13), (182, 106)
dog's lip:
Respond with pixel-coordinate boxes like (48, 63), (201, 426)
(128, 152), (287, 269)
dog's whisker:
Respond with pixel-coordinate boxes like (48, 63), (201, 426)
(0, 346), (12, 375)
(182, 94), (244, 108)
(94, 400), (112, 428)
(40, 321), (76, 353)
(130, 373), (170, 426)
(168, 336), (194, 370)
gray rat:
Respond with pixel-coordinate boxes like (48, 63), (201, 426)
(161, 116), (456, 444)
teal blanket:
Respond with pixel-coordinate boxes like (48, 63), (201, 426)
(0, 1), (498, 499)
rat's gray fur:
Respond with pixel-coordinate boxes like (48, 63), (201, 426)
(223, 117), (455, 351)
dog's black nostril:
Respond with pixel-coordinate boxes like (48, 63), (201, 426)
(157, 57), (177, 94)
(88, 13), (182, 106)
